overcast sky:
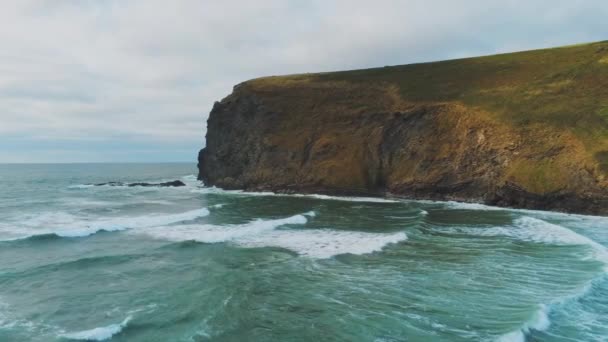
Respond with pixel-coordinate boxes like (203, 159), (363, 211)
(1, 0), (607, 163)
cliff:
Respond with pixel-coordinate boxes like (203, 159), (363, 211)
(199, 41), (608, 215)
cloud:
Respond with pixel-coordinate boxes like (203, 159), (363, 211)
(0, 0), (607, 162)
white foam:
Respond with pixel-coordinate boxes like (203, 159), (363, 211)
(0, 298), (10, 329)
(443, 201), (501, 211)
(512, 217), (608, 267)
(139, 199), (174, 205)
(67, 184), (94, 189)
(137, 211), (406, 258)
(0, 297), (48, 333)
(496, 305), (550, 342)
(94, 208), (210, 231)
(61, 316), (131, 341)
(439, 217), (608, 267)
(191, 187), (398, 203)
(60, 198), (114, 207)
(139, 212), (312, 244)
(181, 174), (198, 182)
(295, 194), (399, 203)
(239, 229), (408, 258)
(0, 208), (210, 241)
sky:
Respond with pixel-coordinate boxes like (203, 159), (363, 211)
(1, 0), (607, 163)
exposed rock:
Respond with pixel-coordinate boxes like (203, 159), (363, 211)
(94, 180), (186, 187)
(199, 41), (608, 215)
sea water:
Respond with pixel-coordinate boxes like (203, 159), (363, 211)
(0, 163), (607, 341)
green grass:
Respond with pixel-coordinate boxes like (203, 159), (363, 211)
(249, 40), (608, 165)
(240, 41), (608, 192)
(313, 41), (608, 141)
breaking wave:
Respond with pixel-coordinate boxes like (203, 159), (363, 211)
(496, 304), (550, 342)
(137, 211), (407, 258)
(440, 216), (608, 267)
(68, 174), (201, 191)
(0, 208), (210, 242)
(60, 316), (131, 341)
(191, 187), (399, 203)
(437, 216), (608, 341)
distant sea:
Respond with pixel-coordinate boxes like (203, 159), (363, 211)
(0, 163), (607, 341)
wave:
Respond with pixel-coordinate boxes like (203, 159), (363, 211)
(68, 174), (201, 191)
(439, 216), (608, 341)
(437, 217), (608, 267)
(0, 208), (210, 242)
(443, 201), (502, 211)
(496, 304), (550, 342)
(67, 184), (94, 189)
(60, 316), (131, 341)
(294, 194), (399, 203)
(239, 229), (407, 259)
(140, 212), (313, 243)
(191, 187), (399, 203)
(137, 211), (406, 258)
(0, 296), (58, 336)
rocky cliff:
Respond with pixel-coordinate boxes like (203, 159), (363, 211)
(199, 41), (608, 215)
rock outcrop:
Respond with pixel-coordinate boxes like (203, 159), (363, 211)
(199, 41), (608, 215)
(94, 180), (186, 187)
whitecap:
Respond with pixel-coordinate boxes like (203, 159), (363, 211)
(139, 199), (174, 205)
(94, 208), (210, 231)
(294, 194), (399, 203)
(436, 217), (608, 341)
(437, 217), (608, 267)
(191, 187), (398, 203)
(137, 211), (406, 258)
(60, 198), (114, 207)
(0, 208), (211, 241)
(443, 201), (502, 211)
(61, 316), (131, 341)
(0, 297), (52, 334)
(239, 229), (407, 258)
(67, 184), (94, 189)
(496, 304), (550, 342)
(139, 212), (312, 244)
(180, 174), (200, 184)
(511, 217), (608, 267)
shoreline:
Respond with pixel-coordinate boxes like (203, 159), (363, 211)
(194, 183), (608, 218)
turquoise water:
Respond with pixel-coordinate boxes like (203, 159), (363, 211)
(0, 163), (607, 342)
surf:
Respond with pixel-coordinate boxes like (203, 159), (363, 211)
(60, 316), (131, 341)
(137, 211), (407, 258)
(0, 207), (211, 242)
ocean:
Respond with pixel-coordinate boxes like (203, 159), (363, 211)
(0, 163), (606, 341)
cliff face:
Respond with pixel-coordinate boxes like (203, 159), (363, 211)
(199, 41), (608, 215)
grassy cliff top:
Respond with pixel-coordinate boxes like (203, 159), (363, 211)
(242, 40), (608, 174)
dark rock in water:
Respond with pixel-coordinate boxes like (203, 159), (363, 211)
(93, 180), (186, 187)
(94, 181), (124, 186)
(128, 180), (186, 187)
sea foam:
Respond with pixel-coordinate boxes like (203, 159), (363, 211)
(438, 216), (608, 267)
(0, 208), (210, 241)
(138, 211), (406, 258)
(60, 316), (131, 341)
(496, 304), (550, 342)
(442, 216), (608, 341)
(191, 187), (399, 203)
